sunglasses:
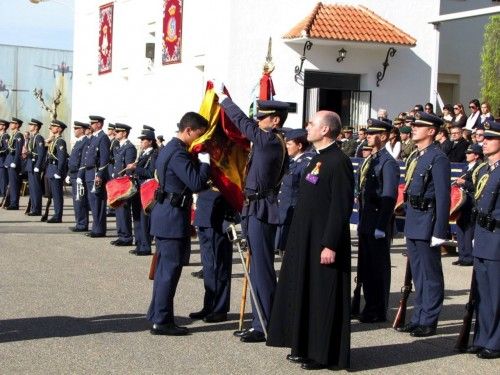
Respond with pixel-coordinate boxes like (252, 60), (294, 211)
(453, 107), (459, 110)
(469, 106), (477, 109)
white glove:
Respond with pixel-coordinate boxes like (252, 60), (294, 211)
(431, 236), (446, 247)
(472, 239), (475, 248)
(374, 229), (386, 239)
(54, 174), (61, 179)
(212, 79), (227, 101)
(198, 153), (210, 164)
(76, 177), (83, 184)
(34, 167), (40, 173)
(65, 175), (70, 184)
(10, 163), (16, 168)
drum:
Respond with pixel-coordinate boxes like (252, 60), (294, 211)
(449, 185), (466, 223)
(394, 183), (406, 216)
(140, 178), (159, 214)
(106, 176), (137, 208)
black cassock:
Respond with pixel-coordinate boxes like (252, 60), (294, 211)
(267, 142), (354, 369)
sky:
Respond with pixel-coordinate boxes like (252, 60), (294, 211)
(0, 0), (74, 50)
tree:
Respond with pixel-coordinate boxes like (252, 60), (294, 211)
(480, 15), (500, 118)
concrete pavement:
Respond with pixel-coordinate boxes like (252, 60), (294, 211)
(0, 196), (497, 373)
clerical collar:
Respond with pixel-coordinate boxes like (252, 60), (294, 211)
(315, 141), (336, 153)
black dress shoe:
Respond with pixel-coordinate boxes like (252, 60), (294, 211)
(191, 269), (204, 279)
(129, 249), (138, 255)
(301, 361), (327, 370)
(240, 329), (266, 343)
(452, 260), (461, 265)
(136, 251), (152, 256)
(477, 348), (500, 359)
(27, 212), (41, 216)
(6, 206), (19, 210)
(286, 354), (309, 364)
(189, 310), (209, 320)
(150, 323), (189, 336)
(410, 325), (436, 337)
(465, 346), (483, 354)
(359, 314), (387, 323)
(203, 313), (227, 323)
(113, 239), (133, 246)
(69, 227), (88, 232)
(40, 215), (48, 222)
(110, 239), (119, 245)
(233, 328), (250, 337)
(47, 217), (62, 223)
(459, 261), (473, 267)
(87, 232), (105, 238)
(396, 323), (419, 333)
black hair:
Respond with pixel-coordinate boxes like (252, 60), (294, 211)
(414, 104), (424, 111)
(178, 112), (208, 131)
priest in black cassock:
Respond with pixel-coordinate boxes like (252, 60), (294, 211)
(266, 110), (354, 371)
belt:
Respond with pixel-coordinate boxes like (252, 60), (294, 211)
(407, 194), (435, 211)
(245, 189), (275, 204)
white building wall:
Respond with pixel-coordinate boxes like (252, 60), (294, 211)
(438, 0), (493, 106)
(72, 0), (488, 142)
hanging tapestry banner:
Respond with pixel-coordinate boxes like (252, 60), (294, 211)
(98, 2), (114, 75)
(162, 0), (183, 65)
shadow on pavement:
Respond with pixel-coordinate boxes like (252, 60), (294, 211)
(350, 335), (460, 372)
(0, 313), (148, 343)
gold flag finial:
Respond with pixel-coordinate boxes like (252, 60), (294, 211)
(263, 37), (275, 74)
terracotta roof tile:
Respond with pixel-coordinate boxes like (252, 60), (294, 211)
(283, 2), (416, 46)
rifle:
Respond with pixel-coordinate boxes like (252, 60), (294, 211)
(41, 197), (51, 222)
(393, 258), (412, 329)
(148, 252), (158, 280)
(351, 276), (362, 319)
(455, 270), (477, 352)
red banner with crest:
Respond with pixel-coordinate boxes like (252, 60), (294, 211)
(162, 0), (183, 65)
(98, 2), (114, 75)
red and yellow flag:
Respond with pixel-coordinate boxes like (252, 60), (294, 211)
(190, 82), (250, 212)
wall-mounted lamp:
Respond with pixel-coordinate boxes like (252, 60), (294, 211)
(336, 48), (347, 63)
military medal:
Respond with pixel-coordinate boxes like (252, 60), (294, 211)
(306, 161), (321, 184)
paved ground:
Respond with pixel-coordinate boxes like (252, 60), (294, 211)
(0, 196), (498, 374)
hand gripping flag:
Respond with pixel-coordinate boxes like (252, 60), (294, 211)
(190, 81), (250, 212)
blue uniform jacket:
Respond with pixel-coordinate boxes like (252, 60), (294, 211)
(277, 151), (314, 224)
(194, 189), (228, 228)
(25, 133), (46, 172)
(135, 148), (157, 183)
(220, 97), (286, 224)
(46, 136), (68, 178)
(358, 148), (400, 235)
(150, 137), (210, 238)
(404, 144), (451, 240)
(0, 132), (9, 164)
(78, 131), (111, 181)
(4, 131), (24, 170)
(68, 137), (90, 179)
(473, 163), (500, 260)
(112, 140), (137, 178)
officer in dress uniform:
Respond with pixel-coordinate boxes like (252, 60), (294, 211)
(399, 126), (416, 161)
(110, 123), (137, 246)
(147, 112), (210, 336)
(106, 123), (119, 218)
(398, 112), (451, 337)
(190, 187), (235, 323)
(341, 126), (357, 157)
(46, 120), (68, 223)
(0, 119), (11, 199)
(4, 117), (25, 210)
(78, 115), (111, 237)
(68, 121), (90, 232)
(453, 144), (483, 266)
(127, 129), (158, 255)
(275, 128), (314, 254)
(356, 118), (400, 323)
(25, 119), (46, 216)
(466, 120), (500, 359)
(216, 83), (289, 343)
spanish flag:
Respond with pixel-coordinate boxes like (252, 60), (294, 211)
(190, 82), (250, 212)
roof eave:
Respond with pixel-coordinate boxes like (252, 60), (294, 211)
(282, 36), (416, 49)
